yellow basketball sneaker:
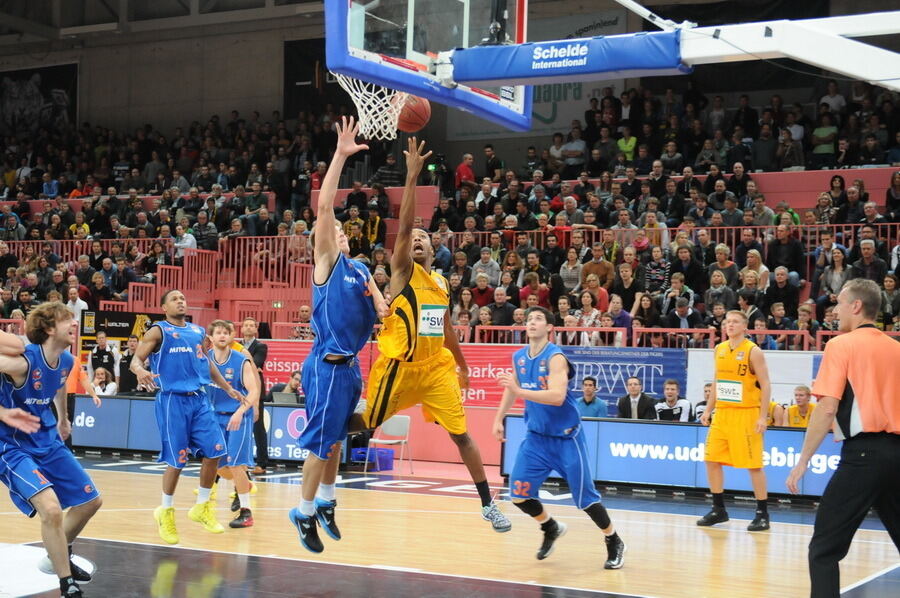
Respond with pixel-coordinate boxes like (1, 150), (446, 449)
(188, 501), (225, 534)
(154, 506), (180, 544)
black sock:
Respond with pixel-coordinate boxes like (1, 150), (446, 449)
(474, 480), (492, 508)
(712, 492), (725, 510)
(60, 576), (76, 590)
(214, 474), (221, 484)
(540, 518), (557, 532)
(604, 531), (620, 544)
(756, 499), (768, 514)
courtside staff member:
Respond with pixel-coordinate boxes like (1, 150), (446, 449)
(787, 279), (900, 598)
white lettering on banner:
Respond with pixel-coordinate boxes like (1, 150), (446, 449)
(570, 360), (665, 395)
(73, 412), (95, 428)
(532, 43), (589, 61)
(607, 442), (841, 475)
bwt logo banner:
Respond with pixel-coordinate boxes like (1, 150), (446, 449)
(560, 346), (687, 411)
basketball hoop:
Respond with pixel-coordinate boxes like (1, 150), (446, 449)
(332, 72), (409, 140)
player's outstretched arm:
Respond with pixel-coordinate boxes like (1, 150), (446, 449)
(497, 353), (568, 406)
(390, 137), (431, 293)
(314, 116), (369, 283)
(0, 407), (40, 434)
(228, 358), (260, 432)
(366, 275), (390, 319)
(785, 395), (838, 494)
(0, 329), (24, 357)
(131, 326), (161, 389)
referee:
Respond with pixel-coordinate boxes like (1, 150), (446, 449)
(786, 279), (900, 598)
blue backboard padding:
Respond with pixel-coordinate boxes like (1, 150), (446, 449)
(452, 31), (691, 86)
(325, 0), (533, 131)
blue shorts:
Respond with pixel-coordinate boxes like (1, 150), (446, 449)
(0, 440), (100, 517)
(299, 353), (362, 460)
(155, 390), (226, 468)
(509, 428), (601, 509)
(215, 411), (255, 468)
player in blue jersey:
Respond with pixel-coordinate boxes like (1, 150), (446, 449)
(207, 319), (260, 528)
(131, 289), (248, 545)
(288, 116), (388, 553)
(493, 306), (626, 567)
(0, 302), (103, 598)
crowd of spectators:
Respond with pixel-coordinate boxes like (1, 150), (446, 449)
(2, 80), (900, 342)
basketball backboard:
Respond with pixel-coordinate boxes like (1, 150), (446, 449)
(325, 0), (532, 131)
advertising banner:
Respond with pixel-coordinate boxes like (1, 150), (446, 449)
(446, 10), (628, 141)
(562, 346), (686, 416)
(501, 416), (841, 496)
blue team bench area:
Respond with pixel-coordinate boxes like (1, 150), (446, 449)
(68, 395), (375, 467)
(501, 416), (841, 498)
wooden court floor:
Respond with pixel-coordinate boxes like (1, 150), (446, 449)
(1, 468), (897, 598)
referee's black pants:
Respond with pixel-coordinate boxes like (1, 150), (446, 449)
(809, 433), (900, 598)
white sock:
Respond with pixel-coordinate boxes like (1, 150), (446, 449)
(299, 499), (316, 517)
(239, 493), (251, 509)
(197, 487), (211, 504)
(317, 484), (335, 502)
(161, 493), (174, 508)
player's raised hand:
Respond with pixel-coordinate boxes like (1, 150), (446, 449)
(496, 372), (519, 393)
(492, 419), (505, 442)
(334, 116), (369, 157)
(0, 407), (40, 434)
(403, 137), (432, 176)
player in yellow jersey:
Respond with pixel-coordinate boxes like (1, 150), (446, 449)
(354, 137), (510, 532)
(698, 310), (773, 532)
(785, 385), (816, 428)
(766, 400), (785, 427)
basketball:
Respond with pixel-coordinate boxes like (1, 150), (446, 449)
(397, 95), (431, 133)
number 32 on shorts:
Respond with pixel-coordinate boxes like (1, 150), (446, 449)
(512, 480), (532, 497)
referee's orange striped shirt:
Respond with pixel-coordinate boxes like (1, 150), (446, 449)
(811, 324), (900, 440)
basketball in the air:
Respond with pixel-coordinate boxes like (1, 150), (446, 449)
(397, 96), (431, 133)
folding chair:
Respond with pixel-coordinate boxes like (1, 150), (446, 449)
(363, 415), (413, 474)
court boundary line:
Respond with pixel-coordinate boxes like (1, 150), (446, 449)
(73, 536), (658, 598)
(840, 562), (900, 593)
(74, 466), (895, 535)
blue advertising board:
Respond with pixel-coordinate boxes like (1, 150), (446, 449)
(501, 416), (841, 497)
(561, 346), (686, 417)
(72, 396), (130, 449)
(72, 397), (346, 464)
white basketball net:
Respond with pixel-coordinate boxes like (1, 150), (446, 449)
(333, 72), (409, 140)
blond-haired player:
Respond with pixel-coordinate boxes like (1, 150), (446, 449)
(698, 309), (773, 531)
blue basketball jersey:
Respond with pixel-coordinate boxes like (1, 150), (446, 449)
(311, 253), (377, 356)
(148, 320), (211, 393)
(512, 342), (580, 437)
(207, 348), (248, 413)
(0, 344), (74, 450)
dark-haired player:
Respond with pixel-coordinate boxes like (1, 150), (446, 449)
(0, 302), (103, 597)
(357, 136), (510, 533)
(131, 289), (247, 544)
(493, 306), (625, 566)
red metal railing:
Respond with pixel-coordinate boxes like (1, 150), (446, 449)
(814, 329), (900, 350)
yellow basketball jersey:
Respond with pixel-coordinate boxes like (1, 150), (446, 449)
(786, 403), (816, 428)
(714, 337), (761, 409)
(377, 263), (449, 362)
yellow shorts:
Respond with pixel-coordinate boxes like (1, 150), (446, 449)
(704, 408), (764, 469)
(364, 348), (467, 435)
